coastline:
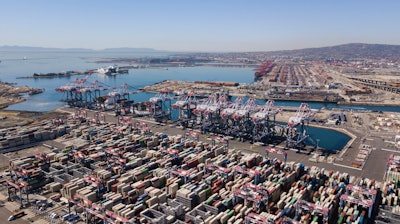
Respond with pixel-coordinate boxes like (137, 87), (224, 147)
(0, 98), (26, 110)
(0, 82), (65, 128)
(337, 101), (400, 107)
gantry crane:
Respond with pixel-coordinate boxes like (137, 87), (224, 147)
(5, 180), (26, 208)
(234, 166), (261, 185)
(228, 98), (258, 141)
(168, 168), (195, 184)
(172, 92), (197, 127)
(265, 147), (288, 163)
(7, 158), (46, 208)
(286, 103), (314, 149)
(204, 163), (231, 179)
(245, 212), (276, 224)
(55, 72), (96, 107)
(234, 189), (265, 211)
(71, 193), (130, 224)
(295, 200), (329, 223)
(195, 93), (228, 133)
(251, 100), (281, 143)
(340, 184), (376, 218)
(241, 182), (270, 205)
(148, 89), (172, 121)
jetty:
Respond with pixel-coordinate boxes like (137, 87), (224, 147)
(16, 65), (137, 79)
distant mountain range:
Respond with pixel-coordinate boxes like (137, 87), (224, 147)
(184, 43), (400, 61)
(102, 47), (162, 52)
(0, 45), (163, 53)
(2, 43), (400, 60)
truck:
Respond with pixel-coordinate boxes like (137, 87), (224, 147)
(8, 210), (25, 221)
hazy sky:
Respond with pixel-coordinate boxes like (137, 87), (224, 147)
(1, 0), (399, 52)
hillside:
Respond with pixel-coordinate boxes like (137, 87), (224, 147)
(2, 43), (400, 61)
(269, 43), (400, 60)
(0, 45), (92, 52)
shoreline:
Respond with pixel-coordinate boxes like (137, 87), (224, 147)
(308, 123), (357, 154)
(0, 98), (26, 109)
(337, 101), (400, 107)
(0, 81), (45, 108)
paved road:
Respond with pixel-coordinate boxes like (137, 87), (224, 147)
(0, 206), (29, 224)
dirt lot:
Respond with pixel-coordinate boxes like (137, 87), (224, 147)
(0, 110), (70, 129)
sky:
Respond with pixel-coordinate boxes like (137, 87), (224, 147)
(1, 0), (400, 52)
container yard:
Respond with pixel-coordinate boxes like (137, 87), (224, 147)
(254, 62), (332, 88)
(141, 79), (342, 104)
(0, 60), (398, 223)
(134, 61), (400, 106)
(0, 108), (399, 224)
